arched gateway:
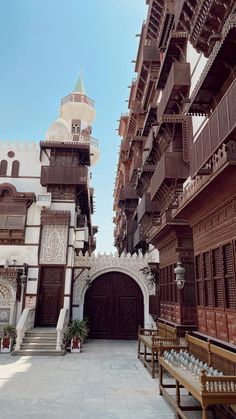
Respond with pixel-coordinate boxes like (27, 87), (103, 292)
(73, 252), (158, 338)
(84, 271), (144, 339)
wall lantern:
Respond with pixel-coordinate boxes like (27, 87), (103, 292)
(174, 261), (185, 289)
(20, 264), (27, 289)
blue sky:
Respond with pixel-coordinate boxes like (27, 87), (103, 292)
(0, 0), (147, 253)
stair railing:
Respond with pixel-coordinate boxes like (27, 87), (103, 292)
(56, 308), (69, 351)
(15, 308), (35, 350)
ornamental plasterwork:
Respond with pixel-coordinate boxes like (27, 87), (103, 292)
(40, 224), (68, 264)
(0, 277), (16, 307)
(73, 251), (156, 306)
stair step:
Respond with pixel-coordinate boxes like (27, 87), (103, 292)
(23, 337), (57, 343)
(21, 343), (56, 349)
(12, 349), (66, 356)
(25, 332), (57, 338)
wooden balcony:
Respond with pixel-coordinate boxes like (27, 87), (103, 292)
(40, 165), (88, 186)
(174, 0), (197, 32)
(190, 78), (236, 178)
(129, 154), (142, 184)
(137, 193), (159, 224)
(150, 152), (189, 200)
(133, 225), (146, 248)
(157, 62), (190, 122)
(142, 126), (157, 165)
(156, 31), (188, 89)
(118, 185), (139, 209)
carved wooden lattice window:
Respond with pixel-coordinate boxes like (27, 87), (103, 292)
(203, 251), (213, 307)
(0, 160), (7, 176)
(212, 247), (224, 308)
(223, 243), (236, 309)
(195, 254), (204, 306)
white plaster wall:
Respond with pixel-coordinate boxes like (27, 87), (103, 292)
(0, 245), (38, 266)
(26, 268), (39, 294)
(25, 226), (40, 244)
(63, 296), (70, 309)
(0, 142), (41, 177)
(68, 228), (75, 245)
(67, 247), (74, 266)
(65, 268), (72, 294)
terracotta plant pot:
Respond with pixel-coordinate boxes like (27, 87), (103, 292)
(1, 337), (12, 353)
(70, 337), (81, 353)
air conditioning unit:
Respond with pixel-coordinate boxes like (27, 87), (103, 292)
(36, 193), (52, 208)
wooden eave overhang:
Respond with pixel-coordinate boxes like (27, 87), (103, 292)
(156, 31), (188, 89)
(41, 209), (70, 226)
(189, 0), (236, 57)
(188, 20), (236, 116)
(147, 214), (190, 245)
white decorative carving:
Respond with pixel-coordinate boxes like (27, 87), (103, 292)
(40, 224), (68, 264)
(0, 277), (17, 326)
(0, 283), (11, 305)
(73, 251), (158, 327)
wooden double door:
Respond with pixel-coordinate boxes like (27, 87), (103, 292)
(36, 266), (64, 327)
(84, 272), (144, 339)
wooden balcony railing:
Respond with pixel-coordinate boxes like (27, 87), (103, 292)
(150, 151), (189, 200)
(40, 165), (88, 186)
(157, 62), (190, 122)
(190, 78), (236, 178)
(137, 193), (160, 223)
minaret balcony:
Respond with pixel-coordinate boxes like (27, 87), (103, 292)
(61, 93), (94, 108)
(40, 165), (88, 186)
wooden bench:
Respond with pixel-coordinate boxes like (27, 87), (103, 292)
(138, 322), (177, 378)
(158, 334), (236, 419)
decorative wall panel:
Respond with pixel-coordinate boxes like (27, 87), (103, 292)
(40, 224), (68, 265)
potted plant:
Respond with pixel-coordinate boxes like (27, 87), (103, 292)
(1, 325), (16, 353)
(66, 319), (89, 353)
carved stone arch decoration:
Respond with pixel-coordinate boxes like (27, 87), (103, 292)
(0, 277), (17, 328)
(73, 252), (157, 328)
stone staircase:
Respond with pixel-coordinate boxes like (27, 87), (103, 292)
(12, 328), (66, 356)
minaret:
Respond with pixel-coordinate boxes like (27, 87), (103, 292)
(59, 72), (99, 165)
(41, 72), (99, 255)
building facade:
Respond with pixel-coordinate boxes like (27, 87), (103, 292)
(0, 75), (99, 331)
(113, 0), (236, 344)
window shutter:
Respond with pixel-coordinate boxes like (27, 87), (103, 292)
(203, 252), (213, 307)
(212, 247), (224, 307)
(223, 243), (236, 309)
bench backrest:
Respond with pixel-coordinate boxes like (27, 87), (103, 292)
(186, 334), (210, 364)
(157, 322), (166, 337)
(210, 343), (236, 375)
(186, 334), (236, 375)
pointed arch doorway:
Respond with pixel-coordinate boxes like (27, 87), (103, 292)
(84, 271), (144, 339)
